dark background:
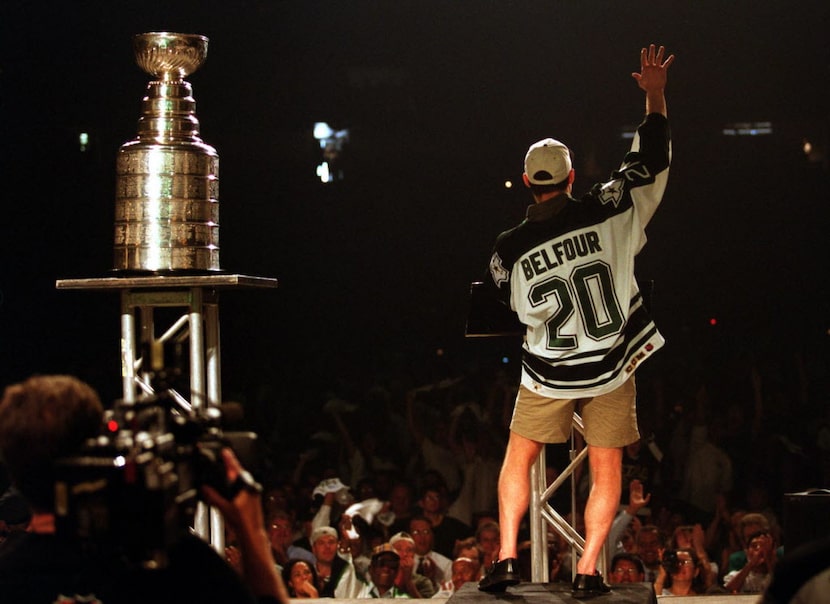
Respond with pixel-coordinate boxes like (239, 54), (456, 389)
(1, 0), (828, 425)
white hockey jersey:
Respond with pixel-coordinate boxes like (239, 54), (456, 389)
(487, 113), (671, 398)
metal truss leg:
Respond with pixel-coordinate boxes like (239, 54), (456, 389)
(57, 275), (278, 556)
(528, 412), (606, 583)
(118, 285), (224, 550)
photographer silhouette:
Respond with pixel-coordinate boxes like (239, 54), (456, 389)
(0, 374), (287, 604)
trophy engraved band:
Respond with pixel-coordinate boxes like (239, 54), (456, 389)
(114, 32), (220, 272)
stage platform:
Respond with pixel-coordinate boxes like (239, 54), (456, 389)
(447, 581), (656, 603)
(291, 582), (762, 603)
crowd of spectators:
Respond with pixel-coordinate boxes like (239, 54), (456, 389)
(210, 336), (827, 597)
(1, 334), (827, 598)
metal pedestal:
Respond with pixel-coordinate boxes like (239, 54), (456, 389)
(56, 273), (278, 553)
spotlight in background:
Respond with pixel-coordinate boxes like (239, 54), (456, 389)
(313, 121), (349, 183)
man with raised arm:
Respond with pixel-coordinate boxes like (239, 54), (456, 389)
(477, 44), (674, 598)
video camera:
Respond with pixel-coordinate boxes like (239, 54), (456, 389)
(53, 341), (260, 569)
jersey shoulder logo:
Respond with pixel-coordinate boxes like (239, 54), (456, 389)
(598, 178), (625, 207)
(489, 252), (510, 287)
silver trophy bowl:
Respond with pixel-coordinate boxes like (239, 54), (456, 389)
(133, 32), (208, 81)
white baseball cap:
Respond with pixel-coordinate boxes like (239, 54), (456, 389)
(524, 138), (572, 185)
(389, 531), (415, 546)
(311, 526), (338, 545)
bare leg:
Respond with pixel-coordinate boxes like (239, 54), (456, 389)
(497, 431), (543, 560)
(576, 444), (623, 575)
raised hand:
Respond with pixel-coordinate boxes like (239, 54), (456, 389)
(627, 479), (652, 514)
(632, 44), (675, 92)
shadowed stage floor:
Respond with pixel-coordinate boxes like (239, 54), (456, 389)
(446, 581), (656, 604)
(444, 583), (763, 603)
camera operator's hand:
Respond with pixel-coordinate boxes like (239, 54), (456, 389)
(202, 449), (260, 532)
(225, 543), (243, 575)
(202, 448), (289, 604)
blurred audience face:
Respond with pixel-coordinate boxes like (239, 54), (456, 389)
(419, 490), (442, 514)
(611, 558), (645, 584)
(453, 537), (482, 565)
(370, 553), (400, 592)
(410, 518), (434, 556)
(636, 528), (661, 566)
(746, 531), (775, 567)
(391, 537), (416, 568)
(451, 558), (479, 589)
(312, 533), (338, 564)
(389, 484), (413, 516)
(288, 561), (315, 595)
(476, 524), (500, 559)
(670, 550), (698, 583)
(268, 515), (294, 549)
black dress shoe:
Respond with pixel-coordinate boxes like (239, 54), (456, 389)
(571, 572), (611, 598)
(478, 557), (521, 592)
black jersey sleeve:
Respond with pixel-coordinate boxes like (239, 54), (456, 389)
(618, 113), (670, 181)
(585, 113), (671, 229)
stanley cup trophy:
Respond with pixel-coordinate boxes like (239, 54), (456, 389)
(114, 32), (220, 272)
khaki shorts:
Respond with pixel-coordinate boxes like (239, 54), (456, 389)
(510, 376), (638, 447)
